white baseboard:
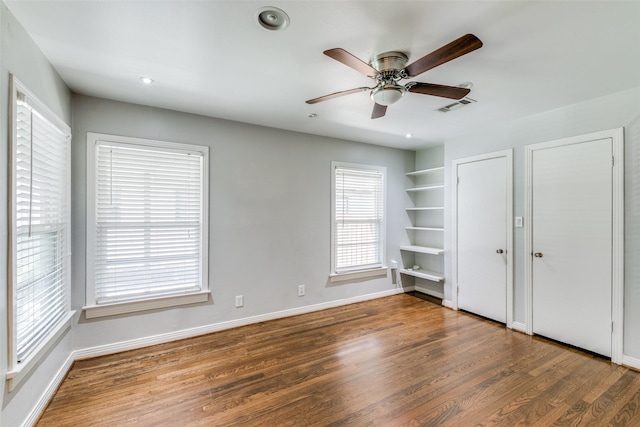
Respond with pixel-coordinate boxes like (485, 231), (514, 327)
(622, 355), (640, 371)
(75, 287), (403, 361)
(511, 321), (527, 333)
(442, 299), (454, 309)
(22, 353), (75, 427)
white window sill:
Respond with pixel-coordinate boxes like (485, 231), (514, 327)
(6, 310), (75, 392)
(329, 267), (388, 283)
(83, 291), (211, 319)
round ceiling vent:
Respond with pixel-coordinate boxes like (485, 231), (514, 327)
(256, 7), (290, 31)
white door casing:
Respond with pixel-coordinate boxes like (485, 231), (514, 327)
(452, 150), (513, 326)
(525, 128), (624, 363)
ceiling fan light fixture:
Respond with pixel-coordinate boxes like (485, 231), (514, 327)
(256, 7), (290, 31)
(371, 85), (405, 106)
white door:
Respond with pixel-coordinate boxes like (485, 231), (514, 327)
(456, 156), (508, 323)
(532, 138), (612, 357)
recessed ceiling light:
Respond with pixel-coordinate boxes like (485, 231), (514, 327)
(256, 7), (290, 31)
(140, 76), (154, 85)
(406, 133), (413, 138)
(308, 113), (318, 118)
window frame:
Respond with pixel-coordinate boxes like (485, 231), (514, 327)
(330, 161), (387, 282)
(6, 75), (74, 391)
(84, 132), (210, 319)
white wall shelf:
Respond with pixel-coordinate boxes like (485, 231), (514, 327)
(400, 268), (445, 282)
(400, 245), (444, 255)
(406, 167), (445, 177)
(406, 207), (444, 211)
(406, 227), (444, 232)
(405, 184), (444, 192)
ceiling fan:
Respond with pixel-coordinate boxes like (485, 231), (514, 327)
(306, 34), (483, 119)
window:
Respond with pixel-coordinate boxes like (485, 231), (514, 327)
(331, 162), (386, 281)
(7, 76), (73, 390)
(85, 133), (209, 318)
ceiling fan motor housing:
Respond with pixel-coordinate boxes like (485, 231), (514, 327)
(371, 51), (409, 73)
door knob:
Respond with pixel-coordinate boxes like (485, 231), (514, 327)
(496, 249), (504, 254)
(534, 252), (543, 258)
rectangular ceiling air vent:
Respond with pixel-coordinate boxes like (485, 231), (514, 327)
(437, 97), (477, 113)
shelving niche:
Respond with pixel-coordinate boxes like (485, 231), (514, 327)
(401, 162), (445, 298)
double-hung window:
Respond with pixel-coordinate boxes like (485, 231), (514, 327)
(7, 76), (73, 390)
(85, 133), (209, 318)
(331, 162), (386, 281)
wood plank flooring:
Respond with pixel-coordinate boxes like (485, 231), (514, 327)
(37, 294), (640, 426)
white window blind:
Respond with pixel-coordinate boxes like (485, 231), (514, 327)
(11, 82), (71, 364)
(91, 140), (206, 305)
(333, 164), (385, 273)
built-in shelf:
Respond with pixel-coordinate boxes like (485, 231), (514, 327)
(406, 207), (444, 211)
(403, 162), (445, 285)
(406, 227), (444, 232)
(400, 245), (444, 255)
(406, 184), (444, 192)
(399, 268), (445, 282)
(406, 167), (444, 177)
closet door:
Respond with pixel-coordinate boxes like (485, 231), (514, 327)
(456, 155), (509, 323)
(531, 138), (612, 357)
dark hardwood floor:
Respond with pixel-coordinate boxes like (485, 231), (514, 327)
(37, 294), (640, 426)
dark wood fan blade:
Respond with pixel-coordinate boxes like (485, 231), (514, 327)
(324, 48), (379, 78)
(408, 83), (470, 99)
(404, 34), (483, 78)
(371, 103), (387, 119)
(306, 87), (369, 104)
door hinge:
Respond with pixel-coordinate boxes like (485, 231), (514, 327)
(611, 321), (614, 333)
(611, 156), (615, 167)
(457, 176), (460, 185)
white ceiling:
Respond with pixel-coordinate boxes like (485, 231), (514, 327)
(5, 1), (640, 150)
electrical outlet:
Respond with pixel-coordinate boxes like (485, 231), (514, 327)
(235, 295), (243, 307)
(298, 284), (305, 296)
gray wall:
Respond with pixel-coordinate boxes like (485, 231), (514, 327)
(70, 95), (415, 354)
(0, 2), (72, 425)
(434, 86), (640, 358)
